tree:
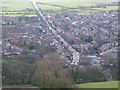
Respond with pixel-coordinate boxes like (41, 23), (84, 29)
(85, 36), (93, 42)
(68, 65), (107, 84)
(28, 44), (35, 50)
(2, 60), (36, 85)
(35, 52), (73, 88)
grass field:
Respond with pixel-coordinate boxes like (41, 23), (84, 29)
(1, 2), (114, 11)
(92, 6), (119, 11)
(46, 2), (112, 8)
(1, 2), (118, 16)
(1, 2), (99, 11)
(47, 2), (97, 8)
(76, 81), (119, 88)
(1, 12), (36, 17)
(36, 2), (98, 10)
(37, 4), (62, 10)
(1, 2), (33, 11)
(1, 2), (61, 11)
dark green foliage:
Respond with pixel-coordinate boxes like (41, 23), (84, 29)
(68, 66), (107, 84)
(84, 36), (93, 42)
(2, 60), (37, 85)
(28, 44), (35, 50)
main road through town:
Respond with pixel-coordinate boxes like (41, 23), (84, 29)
(32, 2), (80, 65)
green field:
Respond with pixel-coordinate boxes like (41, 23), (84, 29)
(1, 2), (115, 11)
(1, 2), (33, 11)
(37, 2), (113, 10)
(92, 6), (119, 11)
(46, 2), (112, 8)
(76, 81), (119, 88)
(1, 12), (36, 17)
(37, 5), (62, 10)
(1, 2), (119, 16)
(36, 2), (97, 10)
(2, 2), (98, 11)
(46, 2), (97, 8)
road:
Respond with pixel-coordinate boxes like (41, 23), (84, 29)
(100, 47), (118, 55)
(32, 2), (80, 65)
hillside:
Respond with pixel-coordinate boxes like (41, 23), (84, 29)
(76, 81), (119, 88)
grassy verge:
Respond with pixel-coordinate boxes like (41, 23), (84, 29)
(76, 81), (119, 88)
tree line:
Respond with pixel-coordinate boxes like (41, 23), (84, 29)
(2, 52), (117, 88)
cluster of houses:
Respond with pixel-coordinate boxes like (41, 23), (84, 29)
(2, 9), (118, 66)
(48, 10), (118, 55)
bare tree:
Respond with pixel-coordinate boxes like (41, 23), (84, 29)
(35, 52), (73, 88)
